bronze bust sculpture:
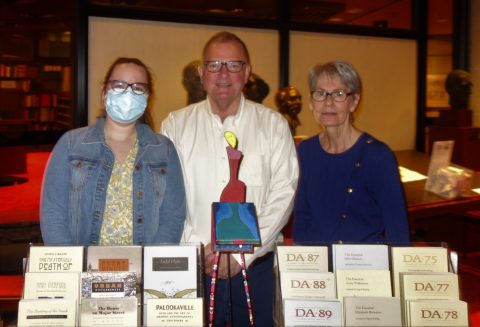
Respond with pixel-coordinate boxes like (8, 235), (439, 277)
(244, 73), (270, 103)
(275, 86), (302, 135)
(445, 69), (472, 110)
(182, 60), (206, 105)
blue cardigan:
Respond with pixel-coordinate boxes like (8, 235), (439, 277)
(293, 133), (410, 244)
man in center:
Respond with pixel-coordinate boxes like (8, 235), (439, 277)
(161, 31), (299, 326)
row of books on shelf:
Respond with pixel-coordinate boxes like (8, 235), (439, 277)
(24, 93), (58, 107)
(0, 64), (40, 79)
(18, 244), (203, 327)
(0, 64), (64, 78)
(275, 244), (468, 326)
(0, 64), (71, 93)
(0, 79), (31, 91)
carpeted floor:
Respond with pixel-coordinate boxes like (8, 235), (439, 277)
(0, 151), (49, 225)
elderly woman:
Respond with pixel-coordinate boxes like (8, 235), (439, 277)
(293, 60), (410, 244)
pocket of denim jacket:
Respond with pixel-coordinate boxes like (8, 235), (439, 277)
(68, 157), (98, 191)
(147, 162), (168, 198)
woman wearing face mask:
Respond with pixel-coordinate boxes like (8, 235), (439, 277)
(40, 57), (186, 245)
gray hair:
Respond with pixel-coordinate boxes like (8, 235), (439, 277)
(308, 60), (362, 94)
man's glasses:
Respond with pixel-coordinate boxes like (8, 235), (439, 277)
(204, 61), (246, 73)
(107, 80), (150, 95)
(311, 89), (353, 102)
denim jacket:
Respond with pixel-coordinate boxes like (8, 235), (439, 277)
(40, 118), (186, 245)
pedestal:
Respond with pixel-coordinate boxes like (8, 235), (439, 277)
(436, 109), (472, 127)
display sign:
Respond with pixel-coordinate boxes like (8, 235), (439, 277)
(18, 298), (77, 327)
(28, 246), (83, 273)
(332, 244), (389, 271)
(336, 270), (392, 300)
(143, 245), (198, 300)
(343, 296), (402, 326)
(23, 272), (80, 300)
(277, 246), (329, 272)
(86, 245), (142, 279)
(280, 271), (336, 300)
(146, 298), (203, 327)
(80, 297), (138, 327)
(391, 246), (449, 296)
(283, 298), (342, 326)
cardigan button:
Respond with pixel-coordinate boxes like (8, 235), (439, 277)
(341, 214), (348, 220)
(347, 187), (353, 193)
(355, 161), (361, 168)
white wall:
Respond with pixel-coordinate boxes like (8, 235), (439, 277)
(89, 17), (278, 131)
(290, 32), (417, 151)
(89, 18), (417, 150)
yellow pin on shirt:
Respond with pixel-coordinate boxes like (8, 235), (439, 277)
(224, 131), (238, 149)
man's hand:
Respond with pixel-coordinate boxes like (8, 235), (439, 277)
(204, 243), (242, 279)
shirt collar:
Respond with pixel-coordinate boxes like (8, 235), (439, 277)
(206, 94), (245, 127)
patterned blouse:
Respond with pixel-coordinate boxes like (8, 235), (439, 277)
(99, 140), (138, 245)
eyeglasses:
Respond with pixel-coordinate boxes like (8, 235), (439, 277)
(204, 61), (246, 73)
(311, 89), (353, 102)
(107, 80), (150, 95)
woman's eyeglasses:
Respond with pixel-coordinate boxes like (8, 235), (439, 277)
(311, 89), (352, 102)
(107, 80), (150, 95)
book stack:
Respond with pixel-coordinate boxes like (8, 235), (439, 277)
(143, 245), (203, 326)
(17, 244), (203, 327)
(81, 246), (142, 326)
(392, 246), (469, 326)
(333, 244), (402, 327)
(276, 245), (342, 326)
(18, 245), (84, 326)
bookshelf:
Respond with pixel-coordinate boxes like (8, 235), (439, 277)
(0, 62), (73, 132)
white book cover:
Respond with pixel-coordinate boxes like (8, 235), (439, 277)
(276, 245), (329, 272)
(86, 245), (142, 279)
(407, 299), (468, 327)
(28, 245), (83, 273)
(23, 272), (80, 300)
(283, 298), (342, 326)
(343, 296), (402, 326)
(332, 244), (389, 271)
(391, 246), (449, 296)
(80, 297), (138, 327)
(17, 298), (77, 327)
(146, 298), (204, 326)
(400, 272), (459, 301)
(144, 245), (198, 299)
(81, 271), (137, 299)
(280, 271), (336, 300)
(336, 270), (392, 300)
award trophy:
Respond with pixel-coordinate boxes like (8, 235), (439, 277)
(209, 131), (261, 327)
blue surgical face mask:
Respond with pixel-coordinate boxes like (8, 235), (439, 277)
(105, 89), (148, 124)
